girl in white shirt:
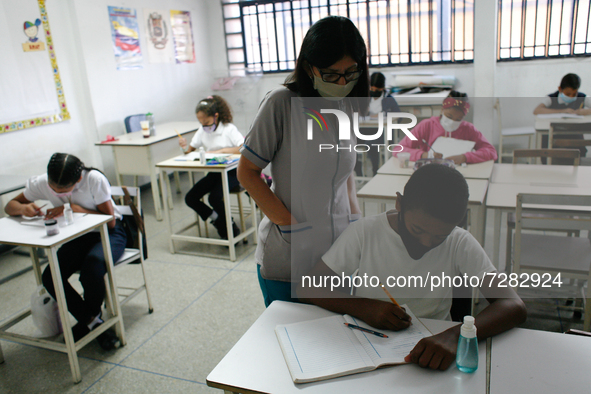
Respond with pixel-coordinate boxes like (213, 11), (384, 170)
(4, 153), (125, 350)
(179, 95), (245, 239)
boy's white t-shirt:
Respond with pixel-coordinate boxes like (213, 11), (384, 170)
(189, 122), (244, 151)
(23, 170), (122, 220)
(322, 211), (496, 321)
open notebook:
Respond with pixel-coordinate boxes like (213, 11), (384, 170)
(431, 136), (476, 158)
(275, 305), (431, 384)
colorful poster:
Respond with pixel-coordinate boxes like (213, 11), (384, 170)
(170, 10), (195, 64)
(0, 0), (70, 133)
(108, 6), (142, 70)
(143, 9), (174, 63)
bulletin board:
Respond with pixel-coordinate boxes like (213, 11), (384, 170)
(0, 0), (70, 134)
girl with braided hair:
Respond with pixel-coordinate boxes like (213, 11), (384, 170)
(4, 153), (125, 350)
(178, 95), (245, 239)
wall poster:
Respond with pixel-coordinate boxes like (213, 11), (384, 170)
(170, 10), (195, 64)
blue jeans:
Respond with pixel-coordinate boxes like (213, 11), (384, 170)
(42, 220), (127, 324)
(257, 264), (301, 307)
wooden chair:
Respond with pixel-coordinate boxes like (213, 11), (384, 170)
(512, 193), (591, 331)
(548, 122), (591, 165)
(512, 149), (580, 166)
(494, 99), (535, 163)
(106, 186), (154, 314)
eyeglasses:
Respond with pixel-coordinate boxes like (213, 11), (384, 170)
(316, 68), (362, 83)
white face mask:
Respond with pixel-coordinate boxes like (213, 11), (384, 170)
(440, 113), (462, 132)
(312, 74), (357, 101)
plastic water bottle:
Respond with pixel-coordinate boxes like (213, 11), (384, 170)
(63, 203), (74, 226)
(456, 315), (478, 373)
(199, 147), (206, 164)
(146, 112), (155, 136)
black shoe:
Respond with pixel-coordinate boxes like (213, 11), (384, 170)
(72, 322), (90, 342)
(96, 325), (121, 350)
(212, 218), (228, 239)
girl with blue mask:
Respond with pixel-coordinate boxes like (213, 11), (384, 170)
(179, 95), (245, 240)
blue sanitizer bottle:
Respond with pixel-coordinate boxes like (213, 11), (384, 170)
(456, 315), (478, 373)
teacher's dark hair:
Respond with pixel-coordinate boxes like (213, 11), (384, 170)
(284, 16), (369, 106)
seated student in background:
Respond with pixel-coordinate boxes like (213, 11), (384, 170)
(533, 73), (590, 161)
(355, 71), (401, 176)
(395, 91), (497, 165)
(179, 95), (244, 239)
(4, 153), (124, 350)
(297, 164), (526, 371)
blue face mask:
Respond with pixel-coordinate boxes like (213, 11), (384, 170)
(559, 92), (577, 104)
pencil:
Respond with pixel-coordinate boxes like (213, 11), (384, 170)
(344, 323), (388, 338)
(175, 129), (183, 139)
(421, 139), (440, 155)
(380, 283), (400, 307)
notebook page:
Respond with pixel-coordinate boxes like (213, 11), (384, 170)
(344, 305), (432, 366)
(275, 315), (375, 383)
(431, 137), (476, 158)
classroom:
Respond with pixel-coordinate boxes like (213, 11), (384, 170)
(1, 0), (590, 392)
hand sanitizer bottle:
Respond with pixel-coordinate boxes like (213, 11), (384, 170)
(456, 315), (478, 373)
(199, 147), (206, 165)
(63, 203), (74, 226)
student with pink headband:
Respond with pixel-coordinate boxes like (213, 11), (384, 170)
(395, 91), (497, 165)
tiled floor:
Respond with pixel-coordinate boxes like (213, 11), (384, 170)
(0, 173), (585, 393)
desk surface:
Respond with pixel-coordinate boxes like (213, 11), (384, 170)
(486, 183), (591, 209)
(207, 301), (486, 394)
(155, 154), (239, 170)
(491, 163), (591, 186)
(0, 214), (112, 248)
(534, 114), (591, 130)
(95, 121), (200, 147)
(357, 174), (488, 205)
(378, 158), (494, 179)
(490, 328), (591, 392)
(0, 175), (29, 195)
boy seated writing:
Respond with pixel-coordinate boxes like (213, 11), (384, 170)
(297, 164), (526, 371)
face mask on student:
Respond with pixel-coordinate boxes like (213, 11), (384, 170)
(202, 116), (217, 133)
(48, 185), (73, 199)
(439, 113), (462, 133)
(369, 90), (383, 98)
(312, 74), (357, 101)
(397, 199), (439, 260)
(559, 92), (577, 104)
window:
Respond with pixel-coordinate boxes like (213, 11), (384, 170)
(498, 0), (591, 60)
(222, 0), (474, 75)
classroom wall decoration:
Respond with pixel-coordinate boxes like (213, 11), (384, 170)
(108, 6), (142, 70)
(0, 0), (70, 134)
(170, 10), (195, 64)
(144, 9), (174, 64)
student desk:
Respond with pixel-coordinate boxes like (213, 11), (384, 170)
(486, 163), (591, 269)
(357, 174), (489, 245)
(377, 157), (494, 179)
(489, 328), (591, 392)
(95, 121), (200, 221)
(206, 301), (486, 394)
(0, 214), (125, 383)
(156, 156), (257, 262)
(533, 114), (591, 149)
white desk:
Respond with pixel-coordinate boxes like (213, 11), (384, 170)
(490, 328), (591, 393)
(486, 163), (591, 269)
(357, 174), (489, 245)
(95, 121), (200, 221)
(156, 156), (257, 262)
(207, 301), (486, 394)
(378, 157), (494, 179)
(0, 214), (125, 383)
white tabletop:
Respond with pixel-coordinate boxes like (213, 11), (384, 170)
(490, 328), (591, 393)
(534, 114), (591, 131)
(207, 301), (486, 394)
(0, 214), (112, 248)
(357, 174), (488, 205)
(155, 154), (240, 170)
(491, 163), (591, 186)
(486, 183), (591, 210)
(378, 158), (494, 179)
(95, 121), (200, 146)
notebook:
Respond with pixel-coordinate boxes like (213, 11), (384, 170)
(275, 305), (431, 384)
(536, 113), (584, 119)
(431, 136), (476, 158)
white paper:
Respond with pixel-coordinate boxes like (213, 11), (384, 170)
(431, 136), (476, 158)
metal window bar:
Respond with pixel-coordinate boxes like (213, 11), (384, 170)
(498, 0), (591, 61)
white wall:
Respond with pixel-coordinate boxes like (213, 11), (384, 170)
(0, 0), (214, 182)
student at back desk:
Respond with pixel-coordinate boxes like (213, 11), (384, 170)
(297, 164), (526, 370)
